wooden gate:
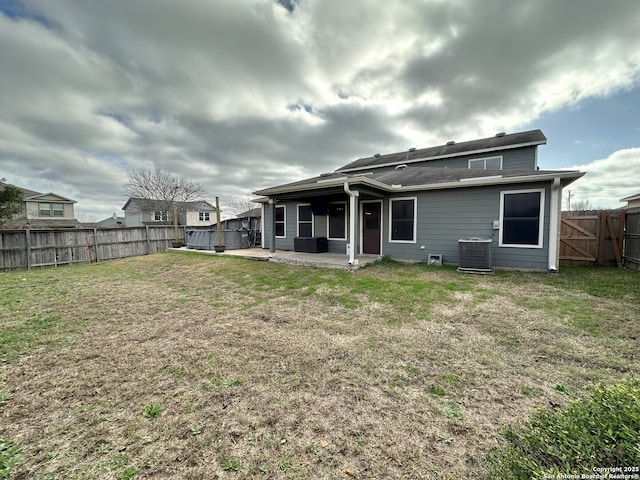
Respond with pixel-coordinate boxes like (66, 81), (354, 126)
(560, 210), (624, 266)
(624, 208), (640, 271)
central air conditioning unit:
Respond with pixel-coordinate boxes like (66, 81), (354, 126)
(458, 238), (493, 273)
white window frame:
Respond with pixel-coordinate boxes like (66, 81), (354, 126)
(327, 201), (347, 240)
(499, 188), (545, 248)
(297, 204), (314, 237)
(388, 197), (417, 244)
(468, 156), (503, 170)
(275, 205), (286, 239)
(154, 211), (169, 222)
(199, 211), (210, 222)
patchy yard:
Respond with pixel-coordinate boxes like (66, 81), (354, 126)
(1, 252), (639, 479)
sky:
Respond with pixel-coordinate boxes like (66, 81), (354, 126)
(1, 0), (639, 221)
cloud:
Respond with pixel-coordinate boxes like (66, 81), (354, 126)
(567, 148), (640, 209)
(0, 0), (639, 220)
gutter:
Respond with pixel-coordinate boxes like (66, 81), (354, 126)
(344, 181), (359, 265)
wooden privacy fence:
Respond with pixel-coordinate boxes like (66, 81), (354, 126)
(0, 226), (185, 270)
(560, 210), (625, 267)
(624, 208), (640, 271)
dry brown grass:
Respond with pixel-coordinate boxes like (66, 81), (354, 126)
(1, 252), (639, 479)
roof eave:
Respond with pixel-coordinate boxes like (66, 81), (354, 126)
(388, 171), (585, 193)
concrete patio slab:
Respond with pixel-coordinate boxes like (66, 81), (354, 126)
(168, 247), (380, 270)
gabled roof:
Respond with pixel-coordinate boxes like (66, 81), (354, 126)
(336, 129), (547, 172)
(5, 183), (76, 203)
(122, 197), (216, 211)
(254, 165), (584, 198)
(236, 207), (261, 218)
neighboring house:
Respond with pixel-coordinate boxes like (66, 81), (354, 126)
(221, 207), (262, 232)
(253, 130), (585, 271)
(96, 214), (126, 228)
(3, 184), (79, 228)
(122, 198), (216, 227)
(620, 192), (640, 209)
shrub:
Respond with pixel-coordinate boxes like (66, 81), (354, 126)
(483, 378), (640, 479)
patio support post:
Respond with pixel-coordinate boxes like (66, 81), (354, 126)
(344, 182), (359, 265)
(548, 177), (561, 272)
(268, 198), (276, 257)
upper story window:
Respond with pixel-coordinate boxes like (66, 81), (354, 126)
(389, 197), (416, 243)
(39, 203), (64, 217)
(154, 211), (169, 222)
(469, 156), (502, 170)
(297, 205), (313, 237)
(199, 212), (210, 221)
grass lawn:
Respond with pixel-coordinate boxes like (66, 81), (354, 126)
(1, 252), (639, 479)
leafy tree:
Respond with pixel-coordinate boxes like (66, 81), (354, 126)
(0, 179), (23, 226)
(124, 168), (206, 224)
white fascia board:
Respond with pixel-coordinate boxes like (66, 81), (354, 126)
(389, 172), (584, 193)
(337, 141), (547, 173)
(254, 176), (390, 196)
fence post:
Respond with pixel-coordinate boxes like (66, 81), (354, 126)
(93, 228), (100, 263)
(597, 210), (607, 265)
(25, 229), (32, 270)
(145, 225), (151, 255)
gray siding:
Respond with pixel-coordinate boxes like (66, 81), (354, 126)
(369, 146), (537, 172)
(380, 182), (552, 270)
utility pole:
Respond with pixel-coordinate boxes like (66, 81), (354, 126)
(567, 190), (573, 211)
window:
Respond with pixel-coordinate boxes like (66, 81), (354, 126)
(154, 211), (169, 222)
(39, 203), (64, 217)
(275, 205), (286, 238)
(328, 202), (347, 240)
(499, 189), (544, 248)
(297, 205), (313, 237)
(199, 212), (210, 221)
(389, 197), (416, 242)
(469, 156), (502, 170)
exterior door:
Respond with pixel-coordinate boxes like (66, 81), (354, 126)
(362, 201), (381, 255)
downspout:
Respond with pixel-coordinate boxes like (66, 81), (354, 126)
(344, 181), (359, 265)
(548, 178), (561, 272)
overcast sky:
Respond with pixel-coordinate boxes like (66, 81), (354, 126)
(1, 0), (639, 220)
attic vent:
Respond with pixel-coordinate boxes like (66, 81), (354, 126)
(395, 164), (408, 170)
(373, 153), (381, 158)
(495, 132), (506, 137)
(446, 141), (455, 146)
(457, 238), (493, 274)
(408, 147), (416, 152)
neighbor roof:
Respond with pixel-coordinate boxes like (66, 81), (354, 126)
(122, 198), (216, 211)
(336, 129), (547, 172)
(620, 192), (640, 202)
(5, 183), (76, 203)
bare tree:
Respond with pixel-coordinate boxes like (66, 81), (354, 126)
(225, 197), (258, 218)
(125, 168), (206, 224)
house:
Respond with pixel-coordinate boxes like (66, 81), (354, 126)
(253, 130), (585, 271)
(221, 207), (262, 232)
(620, 192), (640, 209)
(96, 214), (126, 229)
(122, 198), (216, 227)
(2, 183), (79, 228)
